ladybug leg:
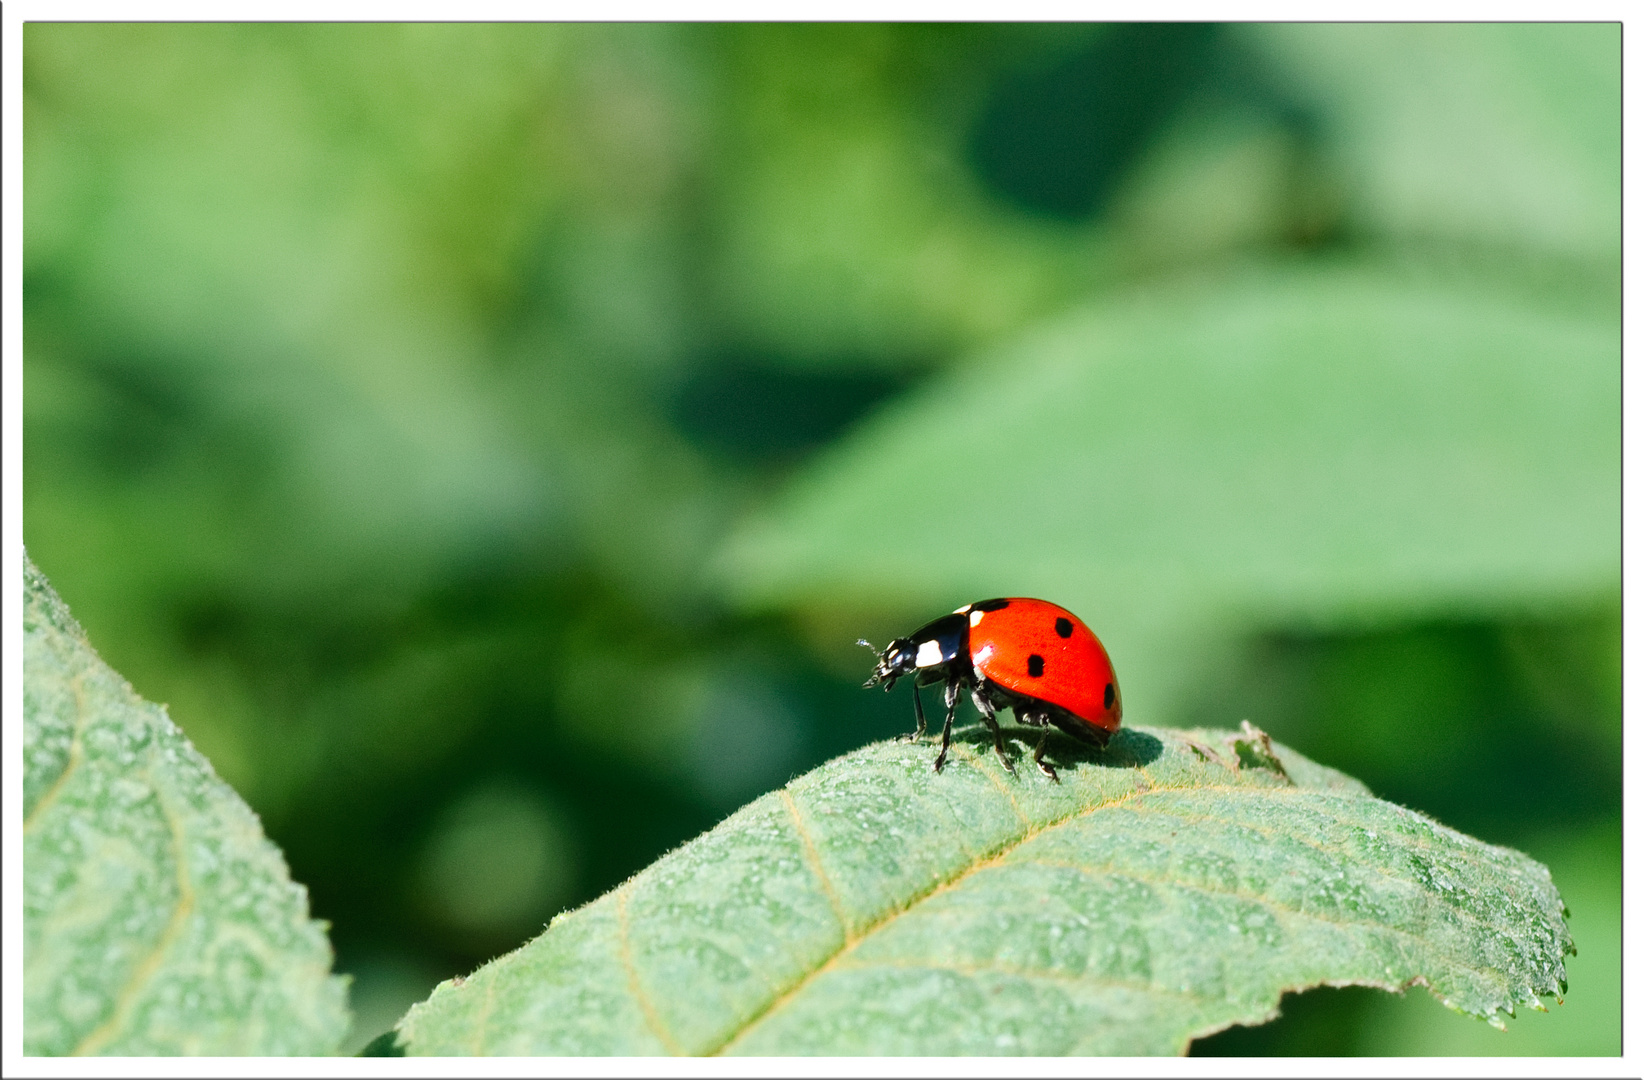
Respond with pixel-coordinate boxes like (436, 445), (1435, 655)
(1031, 724), (1060, 783)
(904, 680), (928, 742)
(933, 676), (960, 772)
(1014, 707), (1058, 781)
(970, 684), (1016, 776)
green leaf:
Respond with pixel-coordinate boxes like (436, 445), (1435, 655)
(1247, 23), (1619, 262)
(714, 261), (1619, 718)
(23, 554), (350, 1055)
(391, 723), (1570, 1055)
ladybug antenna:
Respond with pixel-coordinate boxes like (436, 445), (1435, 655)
(859, 638), (897, 690)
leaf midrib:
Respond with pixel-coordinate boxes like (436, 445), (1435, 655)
(707, 770), (1541, 1055)
(708, 773), (1265, 1055)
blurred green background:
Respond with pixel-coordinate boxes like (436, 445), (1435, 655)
(23, 23), (1618, 1055)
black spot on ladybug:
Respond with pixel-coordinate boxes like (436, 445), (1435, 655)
(1054, 617), (1073, 638)
(1104, 682), (1115, 709)
(1027, 654), (1045, 677)
(975, 598), (1012, 612)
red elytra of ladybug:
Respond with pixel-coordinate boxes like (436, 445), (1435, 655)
(860, 597), (1121, 781)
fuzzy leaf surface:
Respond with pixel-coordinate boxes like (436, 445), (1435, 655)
(23, 555), (350, 1055)
(394, 723), (1571, 1055)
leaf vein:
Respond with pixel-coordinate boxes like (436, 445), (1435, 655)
(23, 672), (90, 833)
(1016, 859), (1512, 991)
(949, 742), (1029, 827)
(71, 751), (196, 1056)
(1120, 797), (1550, 936)
(709, 780), (1218, 1054)
(780, 789), (851, 938)
(617, 883), (684, 1055)
(709, 776), (1536, 1054)
(468, 976), (497, 1055)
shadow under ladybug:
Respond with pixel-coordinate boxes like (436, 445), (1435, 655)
(861, 597), (1124, 781)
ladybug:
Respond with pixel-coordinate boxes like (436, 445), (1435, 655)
(860, 598), (1121, 780)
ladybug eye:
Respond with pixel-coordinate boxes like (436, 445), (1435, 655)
(1054, 617), (1073, 638)
(1027, 654), (1045, 677)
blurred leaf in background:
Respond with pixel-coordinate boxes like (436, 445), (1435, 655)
(24, 22), (1617, 1054)
(718, 262), (1619, 717)
(1254, 23), (1620, 263)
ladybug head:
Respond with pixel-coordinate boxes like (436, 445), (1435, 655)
(858, 637), (917, 690)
